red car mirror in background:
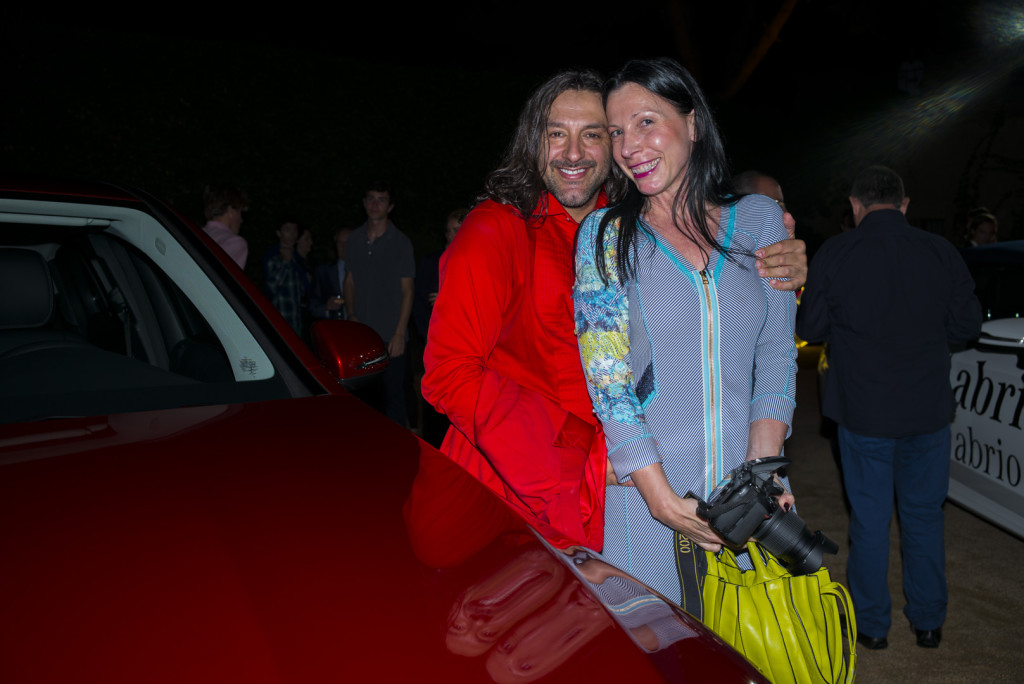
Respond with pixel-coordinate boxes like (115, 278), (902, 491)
(311, 319), (389, 388)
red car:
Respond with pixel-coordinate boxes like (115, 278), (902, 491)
(0, 178), (765, 683)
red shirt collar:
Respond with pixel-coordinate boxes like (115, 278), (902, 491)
(530, 189), (609, 227)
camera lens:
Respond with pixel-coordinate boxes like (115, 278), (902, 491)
(756, 508), (839, 575)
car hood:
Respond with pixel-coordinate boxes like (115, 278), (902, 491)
(977, 317), (1024, 349)
(0, 394), (762, 683)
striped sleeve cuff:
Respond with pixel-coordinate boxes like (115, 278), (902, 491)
(750, 392), (796, 438)
(606, 432), (661, 483)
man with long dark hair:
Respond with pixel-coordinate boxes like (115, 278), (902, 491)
(421, 69), (807, 551)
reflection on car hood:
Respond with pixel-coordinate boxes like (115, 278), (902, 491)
(0, 394), (763, 683)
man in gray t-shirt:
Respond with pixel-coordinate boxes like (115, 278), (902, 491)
(344, 181), (415, 426)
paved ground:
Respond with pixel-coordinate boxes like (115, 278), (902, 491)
(788, 346), (1024, 682)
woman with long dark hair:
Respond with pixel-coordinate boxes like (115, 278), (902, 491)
(573, 58), (797, 605)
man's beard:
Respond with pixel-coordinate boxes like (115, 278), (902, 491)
(543, 160), (606, 209)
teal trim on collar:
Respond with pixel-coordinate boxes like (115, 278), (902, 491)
(638, 220), (695, 275)
(710, 204), (735, 280)
(638, 207), (733, 278)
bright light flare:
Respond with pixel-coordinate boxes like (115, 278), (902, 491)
(840, 69), (1002, 163)
(976, 0), (1024, 47)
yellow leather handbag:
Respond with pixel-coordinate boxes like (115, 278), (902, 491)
(701, 542), (856, 684)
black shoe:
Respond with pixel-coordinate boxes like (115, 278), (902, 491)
(856, 633), (888, 650)
(913, 625), (942, 648)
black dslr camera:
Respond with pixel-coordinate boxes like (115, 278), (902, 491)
(687, 456), (838, 575)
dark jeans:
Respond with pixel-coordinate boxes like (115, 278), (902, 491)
(838, 424), (950, 636)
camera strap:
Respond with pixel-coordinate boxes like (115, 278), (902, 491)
(673, 532), (708, 621)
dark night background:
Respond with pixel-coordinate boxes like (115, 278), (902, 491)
(4, 1), (1022, 284)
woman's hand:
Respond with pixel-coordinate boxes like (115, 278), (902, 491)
(650, 495), (726, 552)
(629, 463), (725, 552)
(746, 419), (795, 511)
(774, 475), (796, 511)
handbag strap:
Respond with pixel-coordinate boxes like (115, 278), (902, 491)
(822, 578), (857, 684)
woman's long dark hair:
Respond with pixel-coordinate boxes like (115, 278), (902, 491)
(596, 58), (736, 284)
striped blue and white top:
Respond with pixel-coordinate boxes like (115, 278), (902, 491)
(573, 194), (797, 604)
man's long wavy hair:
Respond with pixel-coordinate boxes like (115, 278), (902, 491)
(480, 69), (622, 219)
(595, 58), (737, 285)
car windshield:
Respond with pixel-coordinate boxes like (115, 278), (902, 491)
(0, 196), (299, 423)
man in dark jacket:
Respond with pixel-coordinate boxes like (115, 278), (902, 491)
(797, 166), (982, 650)
(311, 227), (353, 320)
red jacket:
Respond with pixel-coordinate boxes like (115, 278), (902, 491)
(422, 194), (608, 550)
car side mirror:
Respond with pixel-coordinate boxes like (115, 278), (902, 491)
(310, 320), (389, 389)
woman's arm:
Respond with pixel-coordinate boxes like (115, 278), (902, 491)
(746, 418), (795, 509)
(629, 463), (725, 551)
(745, 418), (788, 461)
(573, 213), (657, 482)
(749, 198), (799, 508)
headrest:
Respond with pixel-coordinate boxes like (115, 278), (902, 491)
(0, 248), (54, 330)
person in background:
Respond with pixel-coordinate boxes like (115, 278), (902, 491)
(414, 207), (469, 447)
(345, 181), (415, 427)
(202, 183), (249, 269)
(264, 220), (308, 335)
(295, 225), (314, 336)
(797, 165), (981, 650)
(296, 226), (314, 267)
(734, 170), (787, 213)
(414, 208), (469, 341)
(964, 208), (998, 246)
(311, 227), (353, 320)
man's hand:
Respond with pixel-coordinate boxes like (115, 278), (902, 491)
(755, 211), (806, 290)
(782, 211), (796, 240)
(388, 333), (406, 358)
(756, 238), (807, 290)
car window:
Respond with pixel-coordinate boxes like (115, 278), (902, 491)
(0, 198), (291, 423)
